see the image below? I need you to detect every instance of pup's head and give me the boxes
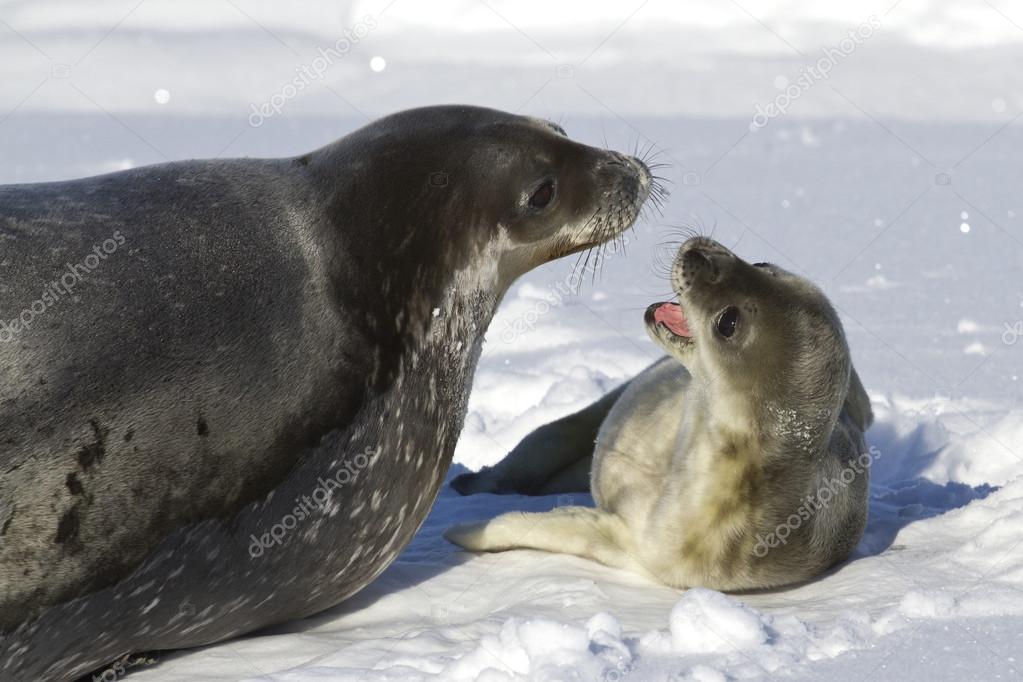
[645,237,853,416]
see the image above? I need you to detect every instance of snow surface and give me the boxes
[1,0,1022,679]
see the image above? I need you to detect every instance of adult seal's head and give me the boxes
[0,105,658,680]
[303,106,656,382]
[317,108,650,288]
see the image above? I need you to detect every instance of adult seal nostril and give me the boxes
[602,152,651,186]
[0,105,656,680]
[605,151,630,166]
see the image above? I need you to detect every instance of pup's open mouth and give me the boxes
[645,301,694,350]
[653,302,690,337]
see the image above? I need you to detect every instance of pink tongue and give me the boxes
[654,302,691,337]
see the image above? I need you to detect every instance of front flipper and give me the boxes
[444,506,647,576]
[450,382,629,496]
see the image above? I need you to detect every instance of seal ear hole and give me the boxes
[715,306,740,339]
[528,180,556,210]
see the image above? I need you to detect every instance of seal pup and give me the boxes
[0,105,655,680]
[446,237,874,590]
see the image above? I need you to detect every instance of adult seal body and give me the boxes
[447,237,874,590]
[0,105,654,680]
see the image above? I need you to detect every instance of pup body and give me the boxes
[448,238,872,589]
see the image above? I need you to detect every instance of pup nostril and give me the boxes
[680,248,719,285]
[683,248,710,269]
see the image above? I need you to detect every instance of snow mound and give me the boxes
[667,589,769,655]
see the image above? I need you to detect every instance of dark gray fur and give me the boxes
[0,105,651,680]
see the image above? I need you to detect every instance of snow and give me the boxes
[2,0,1022,679]
[667,590,770,654]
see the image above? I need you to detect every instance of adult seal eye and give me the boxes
[529,180,555,209]
[716,306,739,338]
[0,104,657,678]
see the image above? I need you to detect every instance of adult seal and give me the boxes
[447,237,874,590]
[0,105,654,680]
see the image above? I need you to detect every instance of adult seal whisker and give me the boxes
[0,105,655,680]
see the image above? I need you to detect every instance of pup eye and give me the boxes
[528,180,555,209]
[716,307,739,338]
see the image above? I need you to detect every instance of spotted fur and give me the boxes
[447,238,872,591]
